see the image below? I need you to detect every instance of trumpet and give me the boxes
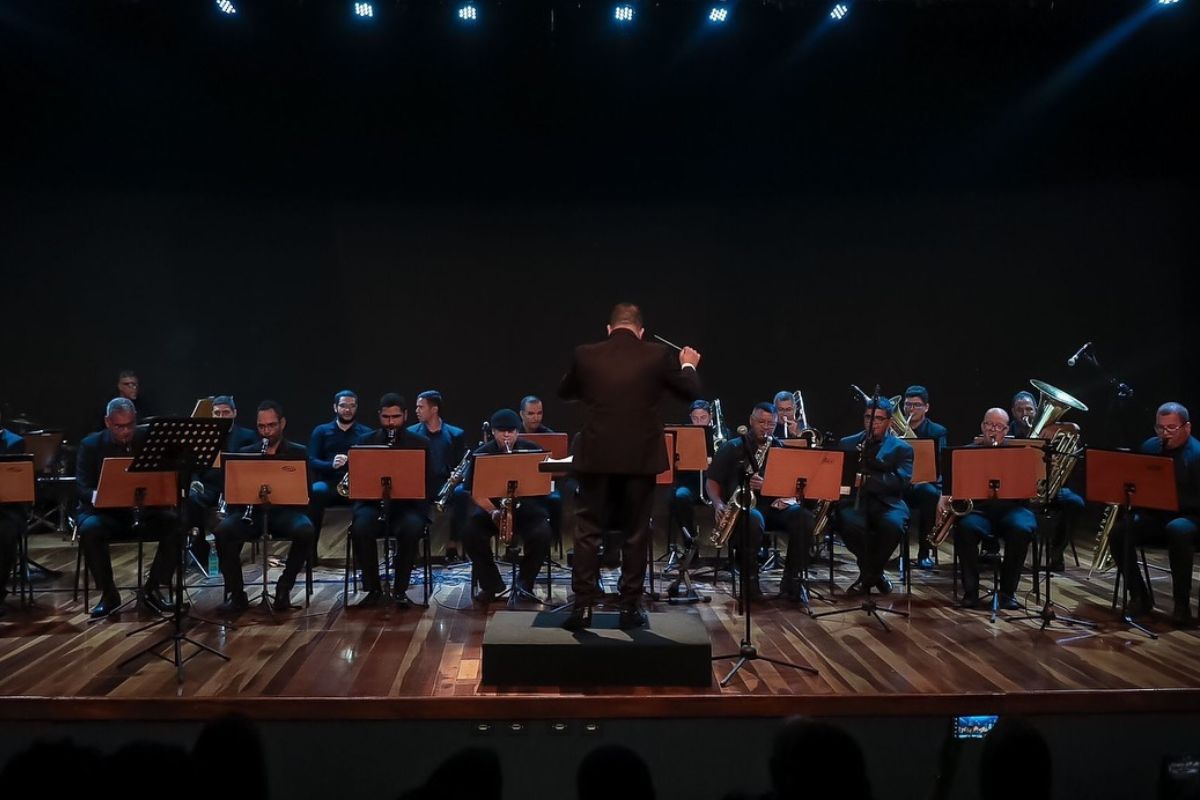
[709,428,772,548]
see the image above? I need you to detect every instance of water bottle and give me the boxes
[206,533,219,578]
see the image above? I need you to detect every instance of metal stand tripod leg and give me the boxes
[1006,526,1097,633]
[810,583,909,632]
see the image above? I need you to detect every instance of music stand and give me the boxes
[190,398,215,417]
[111,418,231,680]
[473,451,552,607]
[0,455,36,606]
[346,447,427,605]
[1083,448,1178,639]
[903,438,939,588]
[23,432,72,549]
[761,447,845,609]
[663,427,716,604]
[224,453,311,618]
[712,449,819,687]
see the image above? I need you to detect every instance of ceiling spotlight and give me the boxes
[708,5,729,23]
[353,2,374,18]
[830,3,849,20]
[215,0,237,15]
[457,2,479,21]
[614,4,635,23]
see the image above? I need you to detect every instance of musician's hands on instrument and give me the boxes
[332,454,349,470]
[750,474,765,492]
[770,498,797,510]
[679,346,701,369]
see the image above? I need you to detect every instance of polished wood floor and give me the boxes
[3,518,1200,721]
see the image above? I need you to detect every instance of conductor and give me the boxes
[558,302,701,630]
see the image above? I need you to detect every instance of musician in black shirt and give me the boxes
[308,390,373,557]
[348,394,435,609]
[519,394,564,552]
[708,403,815,603]
[461,409,553,604]
[214,401,315,614]
[185,395,257,568]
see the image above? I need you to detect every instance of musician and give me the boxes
[955,409,1038,610]
[408,390,469,559]
[559,302,701,629]
[96,369,154,430]
[708,403,816,603]
[835,398,913,595]
[76,398,180,618]
[0,415,26,616]
[518,394,564,552]
[461,409,552,604]
[308,390,373,555]
[348,393,434,609]
[185,395,257,568]
[1009,389,1085,572]
[1110,402,1200,625]
[214,401,315,613]
[772,391,804,440]
[670,400,721,550]
[902,385,948,570]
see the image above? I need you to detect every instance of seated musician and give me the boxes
[462,409,552,605]
[76,398,180,618]
[214,401,315,614]
[670,399,718,550]
[409,390,469,561]
[835,397,913,595]
[1010,390,1084,572]
[349,393,434,609]
[186,395,257,569]
[0,413,26,617]
[1110,402,1200,626]
[955,408,1037,610]
[308,390,373,557]
[901,385,948,570]
[518,394,564,553]
[707,403,815,603]
[771,391,805,441]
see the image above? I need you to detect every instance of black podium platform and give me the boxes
[481,611,712,687]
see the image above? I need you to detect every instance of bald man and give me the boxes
[954,409,1038,610]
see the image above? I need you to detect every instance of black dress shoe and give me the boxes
[354,590,383,608]
[272,588,293,612]
[561,604,593,631]
[618,607,648,629]
[1127,593,1154,617]
[394,593,413,609]
[90,592,122,618]
[874,575,893,595]
[960,591,981,609]
[142,589,176,615]
[217,592,250,614]
[474,588,502,605]
[1171,602,1195,627]
[998,594,1021,611]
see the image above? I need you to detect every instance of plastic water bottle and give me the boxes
[206,533,219,578]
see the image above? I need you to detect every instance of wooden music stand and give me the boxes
[517,433,569,460]
[472,451,553,607]
[779,438,810,449]
[656,431,676,486]
[94,457,178,509]
[224,454,310,617]
[191,398,215,417]
[664,426,709,472]
[908,438,939,485]
[347,447,426,501]
[0,455,36,504]
[1084,447,1179,639]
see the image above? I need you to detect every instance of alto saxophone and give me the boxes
[436,421,490,511]
[709,433,773,548]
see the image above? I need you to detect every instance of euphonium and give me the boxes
[1027,379,1088,506]
[709,428,772,548]
[1088,503,1120,579]
[888,395,916,439]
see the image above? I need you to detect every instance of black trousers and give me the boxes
[309,479,351,551]
[78,508,180,595]
[350,501,428,593]
[749,503,815,581]
[463,502,552,593]
[214,507,314,596]
[1049,487,1085,563]
[1111,511,1200,604]
[0,507,23,597]
[905,482,940,559]
[955,503,1036,597]
[572,472,656,607]
[672,485,704,547]
[836,497,908,585]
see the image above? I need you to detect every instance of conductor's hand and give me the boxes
[332,454,349,470]
[679,346,701,369]
[750,474,765,492]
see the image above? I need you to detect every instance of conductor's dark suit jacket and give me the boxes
[559,328,700,475]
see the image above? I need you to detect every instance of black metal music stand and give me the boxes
[1006,442,1098,633]
[117,417,232,682]
[1083,448,1179,640]
[474,451,552,608]
[712,465,818,687]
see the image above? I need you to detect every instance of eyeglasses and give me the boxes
[982,422,1009,431]
[902,402,926,410]
[1154,424,1187,435]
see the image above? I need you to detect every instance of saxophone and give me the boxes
[708,430,772,548]
[1088,503,1120,579]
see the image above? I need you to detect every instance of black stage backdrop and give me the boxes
[1,0,1195,449]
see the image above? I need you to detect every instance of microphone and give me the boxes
[1066,341,1092,367]
[850,384,871,403]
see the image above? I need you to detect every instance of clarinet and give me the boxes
[241,437,269,522]
[435,421,490,511]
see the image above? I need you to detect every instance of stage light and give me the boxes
[830,3,849,20]
[1157,0,1180,5]
[353,2,374,18]
[215,0,237,15]
[614,4,635,23]
[457,2,479,22]
[708,5,729,23]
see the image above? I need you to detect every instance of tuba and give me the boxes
[709,428,772,548]
[1027,379,1088,506]
[888,395,916,439]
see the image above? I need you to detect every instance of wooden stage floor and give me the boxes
[3,527,1200,722]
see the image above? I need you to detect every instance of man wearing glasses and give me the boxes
[835,397,913,595]
[1110,402,1200,626]
[308,390,373,560]
[901,386,948,570]
[954,408,1038,610]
